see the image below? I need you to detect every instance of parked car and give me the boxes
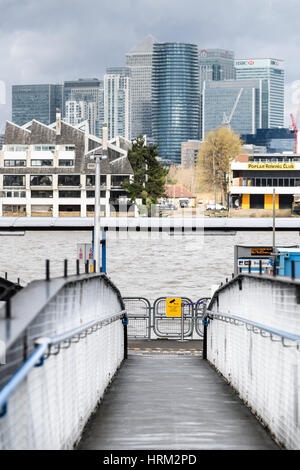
[206,203,227,211]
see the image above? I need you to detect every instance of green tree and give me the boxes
[197,127,242,204]
[123,136,168,209]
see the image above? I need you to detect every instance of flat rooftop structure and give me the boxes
[0,216,299,231]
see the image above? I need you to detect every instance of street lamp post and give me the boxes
[93,153,107,273]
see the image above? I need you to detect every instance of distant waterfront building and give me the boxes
[241,128,295,154]
[126,35,157,140]
[235,58,284,128]
[0,116,133,218]
[202,79,267,137]
[0,134,4,150]
[63,78,104,137]
[12,84,63,126]
[181,140,202,168]
[104,68,131,140]
[230,152,300,211]
[152,42,200,165]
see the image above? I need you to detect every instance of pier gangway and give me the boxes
[1,266,300,450]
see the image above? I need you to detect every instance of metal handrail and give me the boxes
[207,310,300,344]
[0,310,126,417]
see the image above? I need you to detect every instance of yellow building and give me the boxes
[230,153,300,210]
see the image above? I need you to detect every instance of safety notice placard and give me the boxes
[166,298,182,317]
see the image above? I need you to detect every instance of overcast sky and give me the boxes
[0,0,299,131]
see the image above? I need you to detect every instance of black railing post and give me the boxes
[291,260,295,280]
[46,259,50,281]
[259,259,262,275]
[64,259,68,278]
[85,261,89,274]
[202,314,208,360]
[248,260,251,274]
[122,313,128,360]
[76,259,80,276]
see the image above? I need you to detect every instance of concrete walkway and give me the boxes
[78,354,279,450]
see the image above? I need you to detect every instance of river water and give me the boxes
[0,230,299,302]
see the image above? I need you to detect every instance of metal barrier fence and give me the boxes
[123,297,210,339]
[0,273,126,450]
[205,273,300,450]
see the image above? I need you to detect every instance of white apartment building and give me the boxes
[0,116,134,218]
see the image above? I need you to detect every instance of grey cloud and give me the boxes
[0,0,298,128]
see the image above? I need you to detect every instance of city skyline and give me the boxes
[0,0,298,132]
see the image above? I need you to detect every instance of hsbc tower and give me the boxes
[235,58,284,128]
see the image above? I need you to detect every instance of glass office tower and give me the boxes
[235,58,284,128]
[202,79,267,137]
[12,84,63,126]
[152,43,200,164]
[199,49,235,91]
[126,35,156,140]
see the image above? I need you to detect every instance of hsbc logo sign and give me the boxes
[248,60,255,65]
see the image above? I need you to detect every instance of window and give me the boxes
[111,175,129,187]
[3,175,25,187]
[272,179,278,186]
[6,145,28,152]
[4,160,26,167]
[86,175,106,186]
[86,190,106,198]
[58,175,80,186]
[59,190,81,198]
[290,179,295,187]
[58,160,74,167]
[30,175,52,186]
[34,145,55,152]
[64,145,75,151]
[86,175,95,186]
[31,191,53,198]
[284,179,289,186]
[3,190,26,198]
[31,160,53,166]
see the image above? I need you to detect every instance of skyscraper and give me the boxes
[126,35,157,140]
[12,84,63,126]
[202,79,267,137]
[198,49,235,138]
[63,78,104,137]
[199,49,236,91]
[152,42,200,164]
[235,58,284,128]
[104,67,131,140]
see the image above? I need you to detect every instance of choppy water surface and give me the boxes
[0,230,299,302]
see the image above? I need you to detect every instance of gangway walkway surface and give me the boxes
[78,352,279,450]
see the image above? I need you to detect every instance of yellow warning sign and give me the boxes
[166,298,182,317]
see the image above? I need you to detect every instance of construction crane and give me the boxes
[290,104,300,153]
[222,88,244,128]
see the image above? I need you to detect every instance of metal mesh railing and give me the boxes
[0,274,125,450]
[123,297,151,339]
[207,274,300,450]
